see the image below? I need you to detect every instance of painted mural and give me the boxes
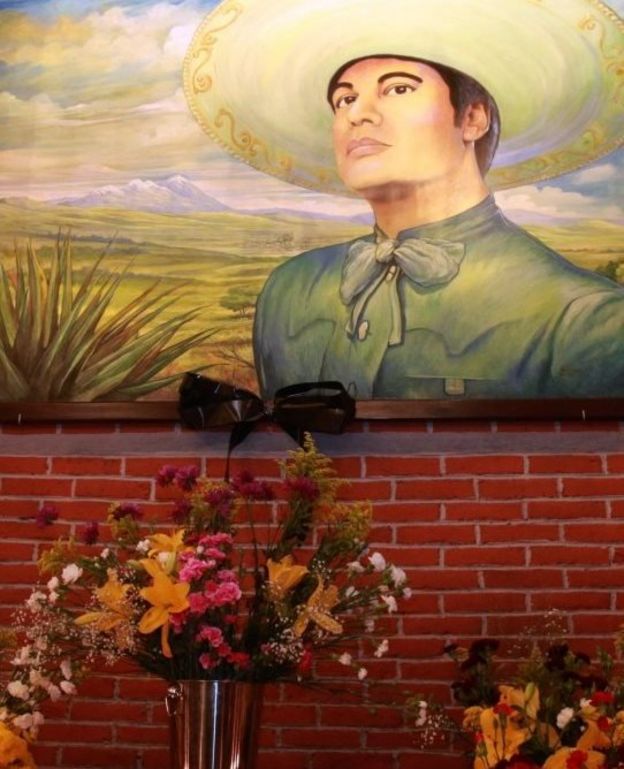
[0,0,622,402]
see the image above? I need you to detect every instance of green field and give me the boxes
[0,199,621,400]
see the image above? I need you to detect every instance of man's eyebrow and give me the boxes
[378,71,423,85]
[329,80,353,98]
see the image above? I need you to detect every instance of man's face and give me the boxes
[330,57,467,195]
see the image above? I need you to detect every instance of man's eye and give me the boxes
[384,84,416,96]
[334,94,356,109]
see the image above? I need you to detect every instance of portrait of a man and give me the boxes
[185,0,624,400]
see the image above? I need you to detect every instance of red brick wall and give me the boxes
[1,418,623,769]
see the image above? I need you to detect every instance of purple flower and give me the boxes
[231,471,274,501]
[285,476,320,502]
[81,521,100,545]
[174,465,200,491]
[110,502,142,521]
[35,503,58,528]
[204,485,236,516]
[156,465,177,487]
[172,499,192,524]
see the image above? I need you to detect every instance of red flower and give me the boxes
[591,691,615,706]
[567,750,588,769]
[493,703,514,717]
[474,732,485,744]
[597,715,611,731]
[297,648,313,676]
[81,521,99,545]
[35,503,58,528]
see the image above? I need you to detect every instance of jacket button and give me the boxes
[357,320,369,341]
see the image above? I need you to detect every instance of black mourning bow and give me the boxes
[178,374,356,478]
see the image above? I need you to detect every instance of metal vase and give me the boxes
[166,680,264,769]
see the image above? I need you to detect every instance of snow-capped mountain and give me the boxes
[54,175,230,214]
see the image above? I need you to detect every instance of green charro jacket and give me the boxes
[253,196,624,399]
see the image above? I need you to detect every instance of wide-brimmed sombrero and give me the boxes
[184,0,623,195]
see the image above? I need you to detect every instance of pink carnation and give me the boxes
[188,592,211,615]
[211,581,242,606]
[179,558,211,583]
[199,653,216,670]
[200,533,233,549]
[169,610,189,633]
[202,547,227,561]
[197,625,224,648]
[227,652,251,669]
[217,570,237,583]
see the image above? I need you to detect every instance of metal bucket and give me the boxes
[166,680,264,769]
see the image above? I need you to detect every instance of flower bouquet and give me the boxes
[0,435,408,766]
[411,621,624,769]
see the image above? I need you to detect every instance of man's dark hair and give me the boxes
[327,55,501,176]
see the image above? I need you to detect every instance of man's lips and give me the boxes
[346,138,390,157]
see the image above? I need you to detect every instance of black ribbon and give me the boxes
[178,374,356,478]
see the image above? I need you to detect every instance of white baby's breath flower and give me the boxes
[60,681,77,696]
[26,591,46,612]
[136,539,150,554]
[338,653,353,666]
[61,564,83,585]
[402,587,413,599]
[7,681,30,700]
[346,560,365,574]
[357,667,368,681]
[380,594,398,613]
[368,552,386,571]
[364,618,375,633]
[46,577,59,591]
[374,639,389,658]
[48,590,59,604]
[556,706,575,730]
[60,659,72,681]
[390,565,407,586]
[11,646,34,667]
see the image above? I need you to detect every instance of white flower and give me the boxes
[346,560,364,574]
[380,594,398,613]
[415,701,428,727]
[46,577,59,591]
[580,698,592,709]
[29,670,50,689]
[556,706,575,730]
[26,591,46,612]
[364,618,375,633]
[402,587,413,599]
[7,681,30,700]
[368,552,386,572]
[100,548,110,559]
[344,586,357,598]
[390,565,407,586]
[48,590,59,605]
[60,681,77,696]
[61,564,83,585]
[11,646,34,667]
[374,639,389,658]
[357,667,368,681]
[135,539,150,554]
[13,711,44,732]
[338,653,353,666]
[46,684,61,702]
[60,660,72,681]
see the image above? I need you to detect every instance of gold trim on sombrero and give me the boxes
[184,0,624,195]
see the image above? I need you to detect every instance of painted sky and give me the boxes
[0,0,622,223]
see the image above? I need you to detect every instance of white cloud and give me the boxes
[496,184,623,223]
[567,163,617,186]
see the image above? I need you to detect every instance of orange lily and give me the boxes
[138,559,190,658]
[293,580,343,637]
[75,570,133,631]
[267,556,308,600]
[0,723,36,769]
[148,529,187,574]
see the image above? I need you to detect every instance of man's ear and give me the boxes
[462,102,490,142]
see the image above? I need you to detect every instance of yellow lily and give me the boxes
[267,556,308,600]
[293,580,343,637]
[0,723,36,769]
[148,529,187,574]
[138,559,190,658]
[498,684,540,722]
[473,706,531,769]
[543,748,606,769]
[75,570,133,631]
[612,709,624,746]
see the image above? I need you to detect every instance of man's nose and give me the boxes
[347,95,382,126]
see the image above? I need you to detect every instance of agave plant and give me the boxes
[0,232,216,401]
